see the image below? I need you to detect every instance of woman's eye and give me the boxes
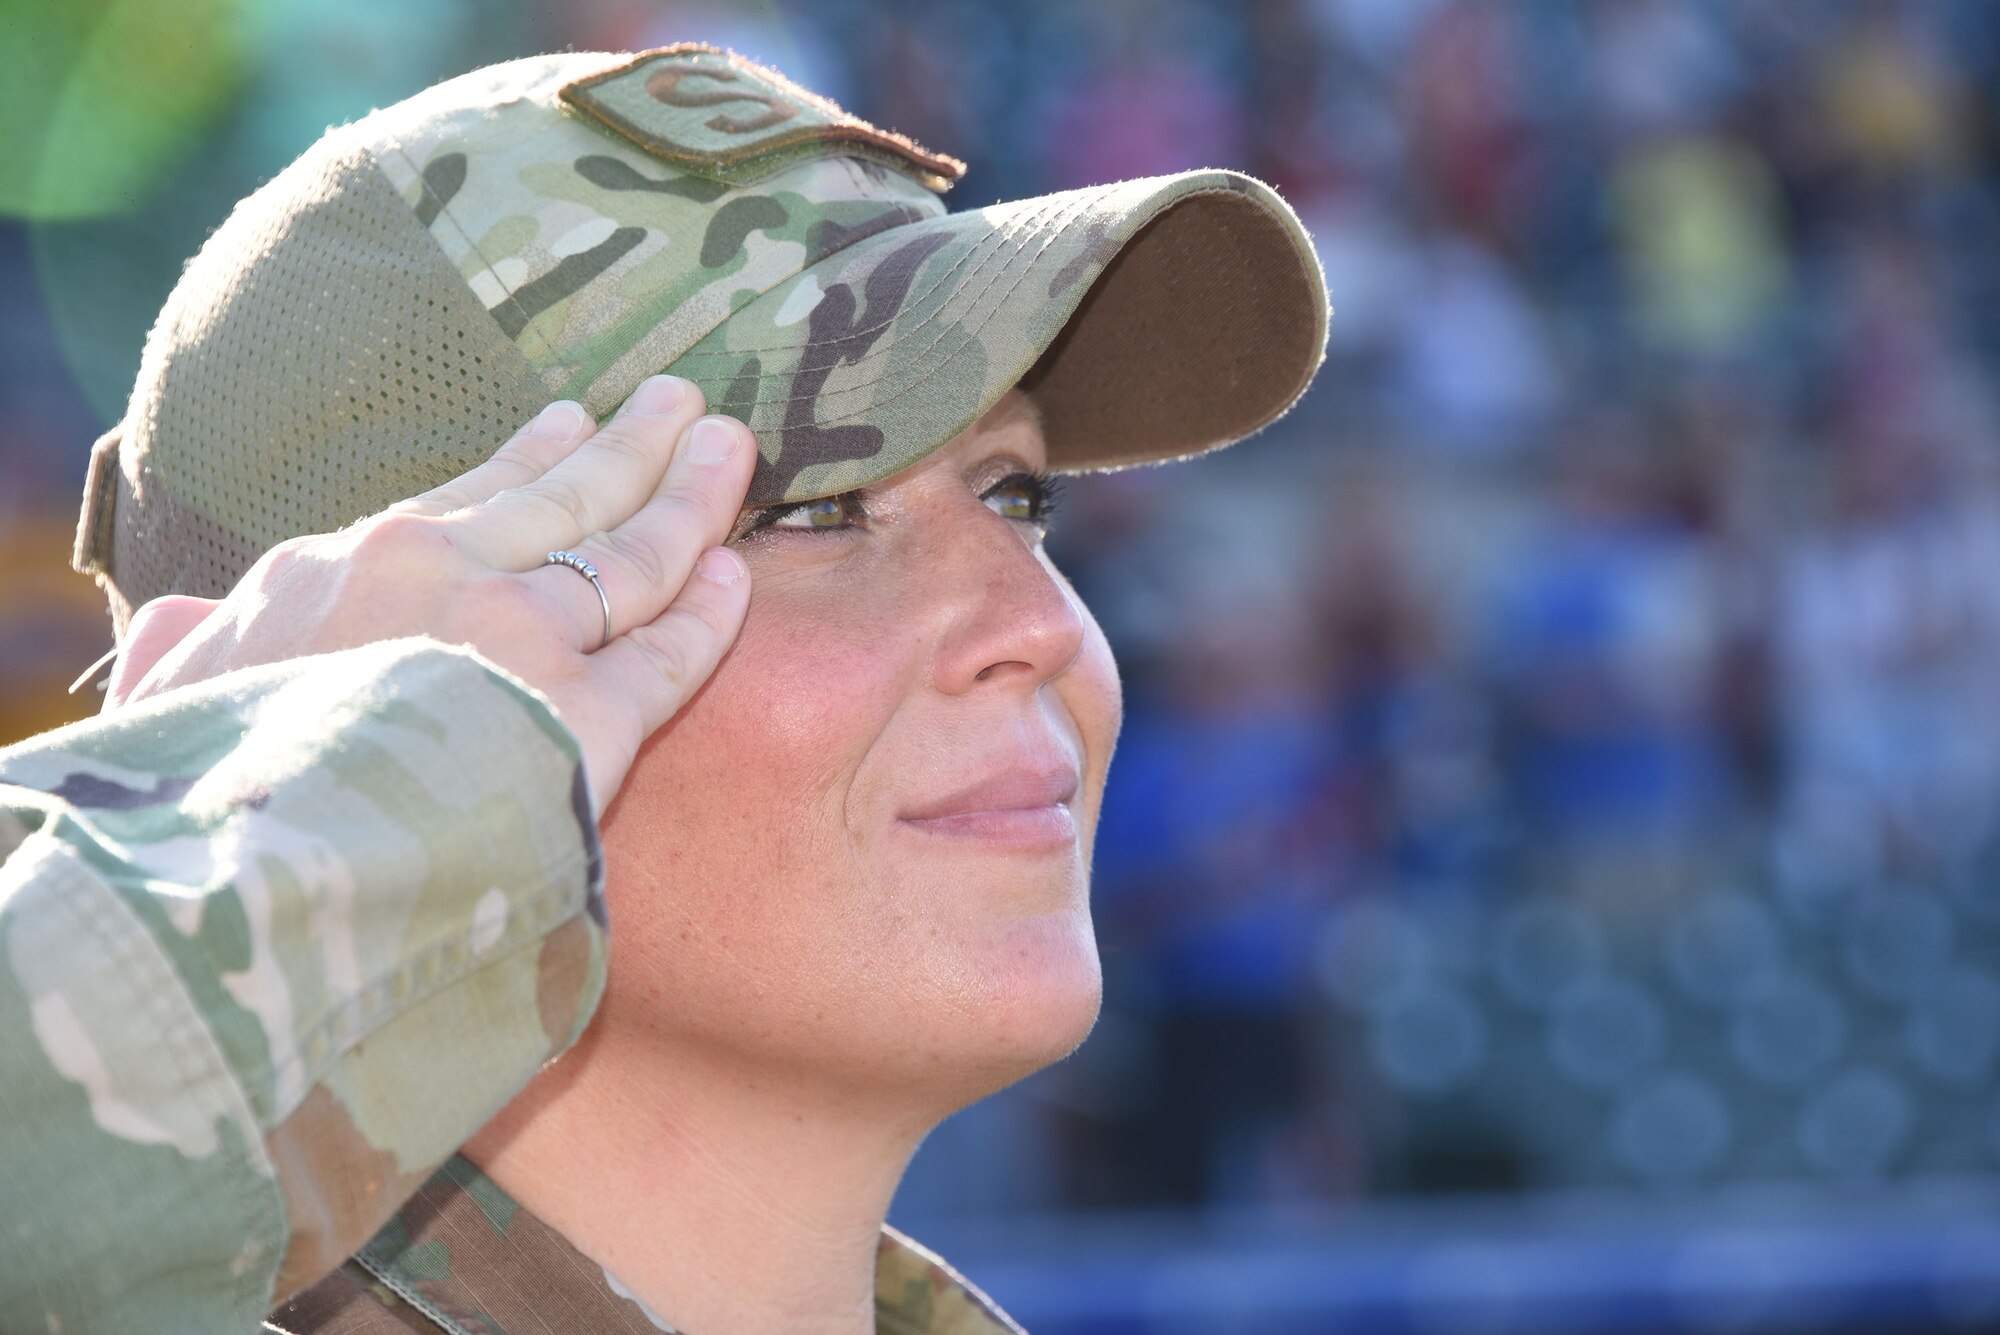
[768,495,856,530]
[986,484,1039,523]
[985,471,1063,534]
[742,471,1061,541]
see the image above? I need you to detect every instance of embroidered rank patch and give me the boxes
[559,44,966,193]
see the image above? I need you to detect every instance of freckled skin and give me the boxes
[595,390,1122,1114]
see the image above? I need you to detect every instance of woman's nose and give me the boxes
[925,506,1087,696]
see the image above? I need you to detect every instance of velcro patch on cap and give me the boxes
[559,44,966,193]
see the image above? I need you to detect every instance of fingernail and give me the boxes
[696,547,744,586]
[524,400,588,440]
[686,417,739,465]
[623,375,688,417]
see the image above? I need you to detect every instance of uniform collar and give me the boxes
[350,1154,1025,1335]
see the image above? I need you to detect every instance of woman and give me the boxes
[3,45,1326,1334]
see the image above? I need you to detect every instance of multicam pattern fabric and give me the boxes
[265,1155,1026,1335]
[0,640,606,1334]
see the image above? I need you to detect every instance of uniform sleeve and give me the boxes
[0,637,609,1334]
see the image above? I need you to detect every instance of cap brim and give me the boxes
[662,169,1329,507]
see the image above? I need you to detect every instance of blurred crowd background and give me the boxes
[8,1,2000,1331]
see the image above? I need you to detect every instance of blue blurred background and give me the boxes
[8,1,2000,1331]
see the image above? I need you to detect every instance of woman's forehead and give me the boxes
[948,388,1045,464]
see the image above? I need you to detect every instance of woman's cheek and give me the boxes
[724,595,902,770]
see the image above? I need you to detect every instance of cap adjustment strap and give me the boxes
[73,422,123,579]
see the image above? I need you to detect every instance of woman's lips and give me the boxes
[896,762,1081,850]
[897,803,1078,850]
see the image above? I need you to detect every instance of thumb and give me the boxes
[106,595,222,710]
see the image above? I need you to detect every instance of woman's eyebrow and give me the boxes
[969,451,1041,484]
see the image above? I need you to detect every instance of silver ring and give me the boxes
[545,550,612,651]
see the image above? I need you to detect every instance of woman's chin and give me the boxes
[785,911,1104,1109]
[944,912,1104,1091]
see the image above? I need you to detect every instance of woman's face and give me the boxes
[597,389,1121,1109]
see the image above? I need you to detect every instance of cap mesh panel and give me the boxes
[100,131,550,638]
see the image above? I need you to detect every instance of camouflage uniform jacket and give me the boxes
[0,638,1020,1334]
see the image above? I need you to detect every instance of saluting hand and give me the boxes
[106,375,754,821]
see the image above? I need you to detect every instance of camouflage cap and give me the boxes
[73,45,1330,638]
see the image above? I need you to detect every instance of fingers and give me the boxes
[107,595,220,708]
[524,414,756,650]
[388,400,593,518]
[460,375,712,567]
[587,545,751,738]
